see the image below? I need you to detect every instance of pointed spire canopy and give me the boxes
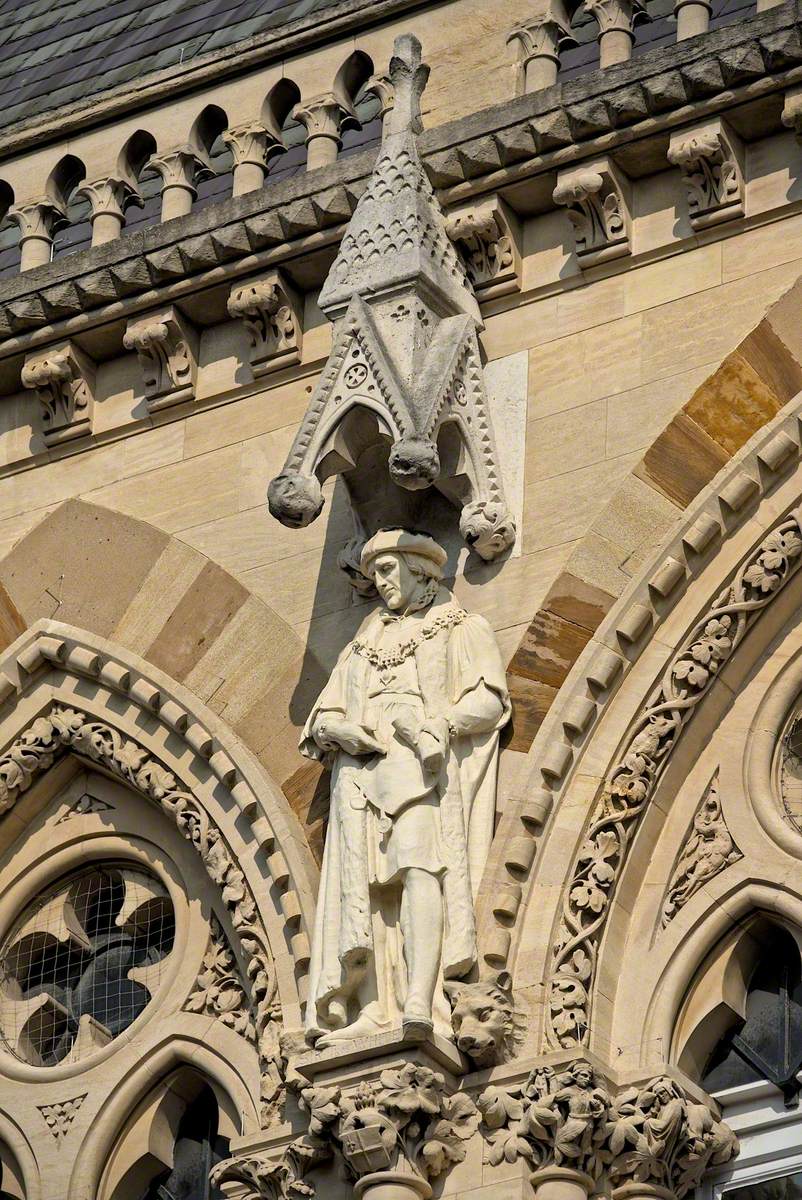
[317,33,480,322]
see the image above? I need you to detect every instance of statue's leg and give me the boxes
[400,867,443,1034]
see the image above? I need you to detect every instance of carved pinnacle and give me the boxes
[385,32,430,138]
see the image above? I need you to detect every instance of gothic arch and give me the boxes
[498,358,802,1066]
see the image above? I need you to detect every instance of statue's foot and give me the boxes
[316,1012,389,1049]
[402,1003,434,1044]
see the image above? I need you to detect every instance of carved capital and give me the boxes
[508,1,576,90]
[8,198,67,244]
[584,0,645,37]
[553,159,631,268]
[75,176,141,223]
[292,93,357,146]
[227,269,303,377]
[446,195,521,299]
[21,340,96,445]
[147,147,213,197]
[123,306,199,411]
[667,120,744,229]
[364,72,395,132]
[478,1062,737,1196]
[223,122,282,167]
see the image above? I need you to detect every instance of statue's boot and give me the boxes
[316,1010,390,1048]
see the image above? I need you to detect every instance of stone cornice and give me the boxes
[0,0,432,159]
[0,5,799,351]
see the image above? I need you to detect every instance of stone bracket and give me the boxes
[667,117,745,231]
[21,339,96,445]
[782,85,802,141]
[227,269,304,377]
[123,305,199,412]
[553,157,631,269]
[446,195,522,300]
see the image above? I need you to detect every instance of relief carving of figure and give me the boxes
[301,528,510,1046]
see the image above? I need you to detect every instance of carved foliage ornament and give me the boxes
[667,124,744,230]
[0,705,283,1122]
[123,305,198,411]
[213,1063,480,1197]
[548,512,802,1049]
[553,163,631,268]
[184,914,257,1043]
[478,1061,737,1197]
[228,270,303,376]
[661,772,742,927]
[21,340,96,444]
[446,197,522,299]
[39,1094,87,1142]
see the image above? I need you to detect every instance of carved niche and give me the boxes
[267,35,516,566]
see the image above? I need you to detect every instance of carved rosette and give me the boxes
[123,305,199,410]
[478,1062,737,1198]
[661,773,741,927]
[446,196,522,299]
[547,511,802,1050]
[228,270,303,376]
[553,160,631,268]
[21,339,96,444]
[667,121,744,230]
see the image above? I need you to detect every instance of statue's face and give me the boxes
[372,551,420,610]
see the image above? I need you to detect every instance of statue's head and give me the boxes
[360,528,447,612]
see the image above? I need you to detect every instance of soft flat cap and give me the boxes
[360,528,448,577]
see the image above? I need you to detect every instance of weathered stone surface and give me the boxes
[636,411,730,508]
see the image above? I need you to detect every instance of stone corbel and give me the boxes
[75,177,142,245]
[507,2,576,93]
[667,119,744,230]
[227,269,303,377]
[446,196,522,300]
[553,158,631,268]
[782,86,802,141]
[123,306,199,411]
[21,340,96,445]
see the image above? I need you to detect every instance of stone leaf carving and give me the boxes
[213,1065,478,1196]
[478,1060,612,1176]
[21,340,96,445]
[0,705,283,1123]
[662,772,741,927]
[123,305,199,411]
[606,1076,738,1198]
[668,121,744,230]
[445,970,525,1066]
[446,196,521,299]
[268,35,515,564]
[185,914,257,1042]
[55,791,114,822]
[553,160,631,268]
[228,270,303,377]
[547,511,802,1049]
[477,1062,737,1197]
[39,1094,87,1141]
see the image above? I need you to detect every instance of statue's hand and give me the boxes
[316,716,385,757]
[418,717,450,774]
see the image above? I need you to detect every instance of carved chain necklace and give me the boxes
[353,605,466,670]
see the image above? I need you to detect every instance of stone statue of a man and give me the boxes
[302,528,510,1047]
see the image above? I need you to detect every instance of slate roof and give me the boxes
[0,0,343,134]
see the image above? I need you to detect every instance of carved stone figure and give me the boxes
[662,772,741,926]
[445,970,523,1065]
[301,528,510,1046]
